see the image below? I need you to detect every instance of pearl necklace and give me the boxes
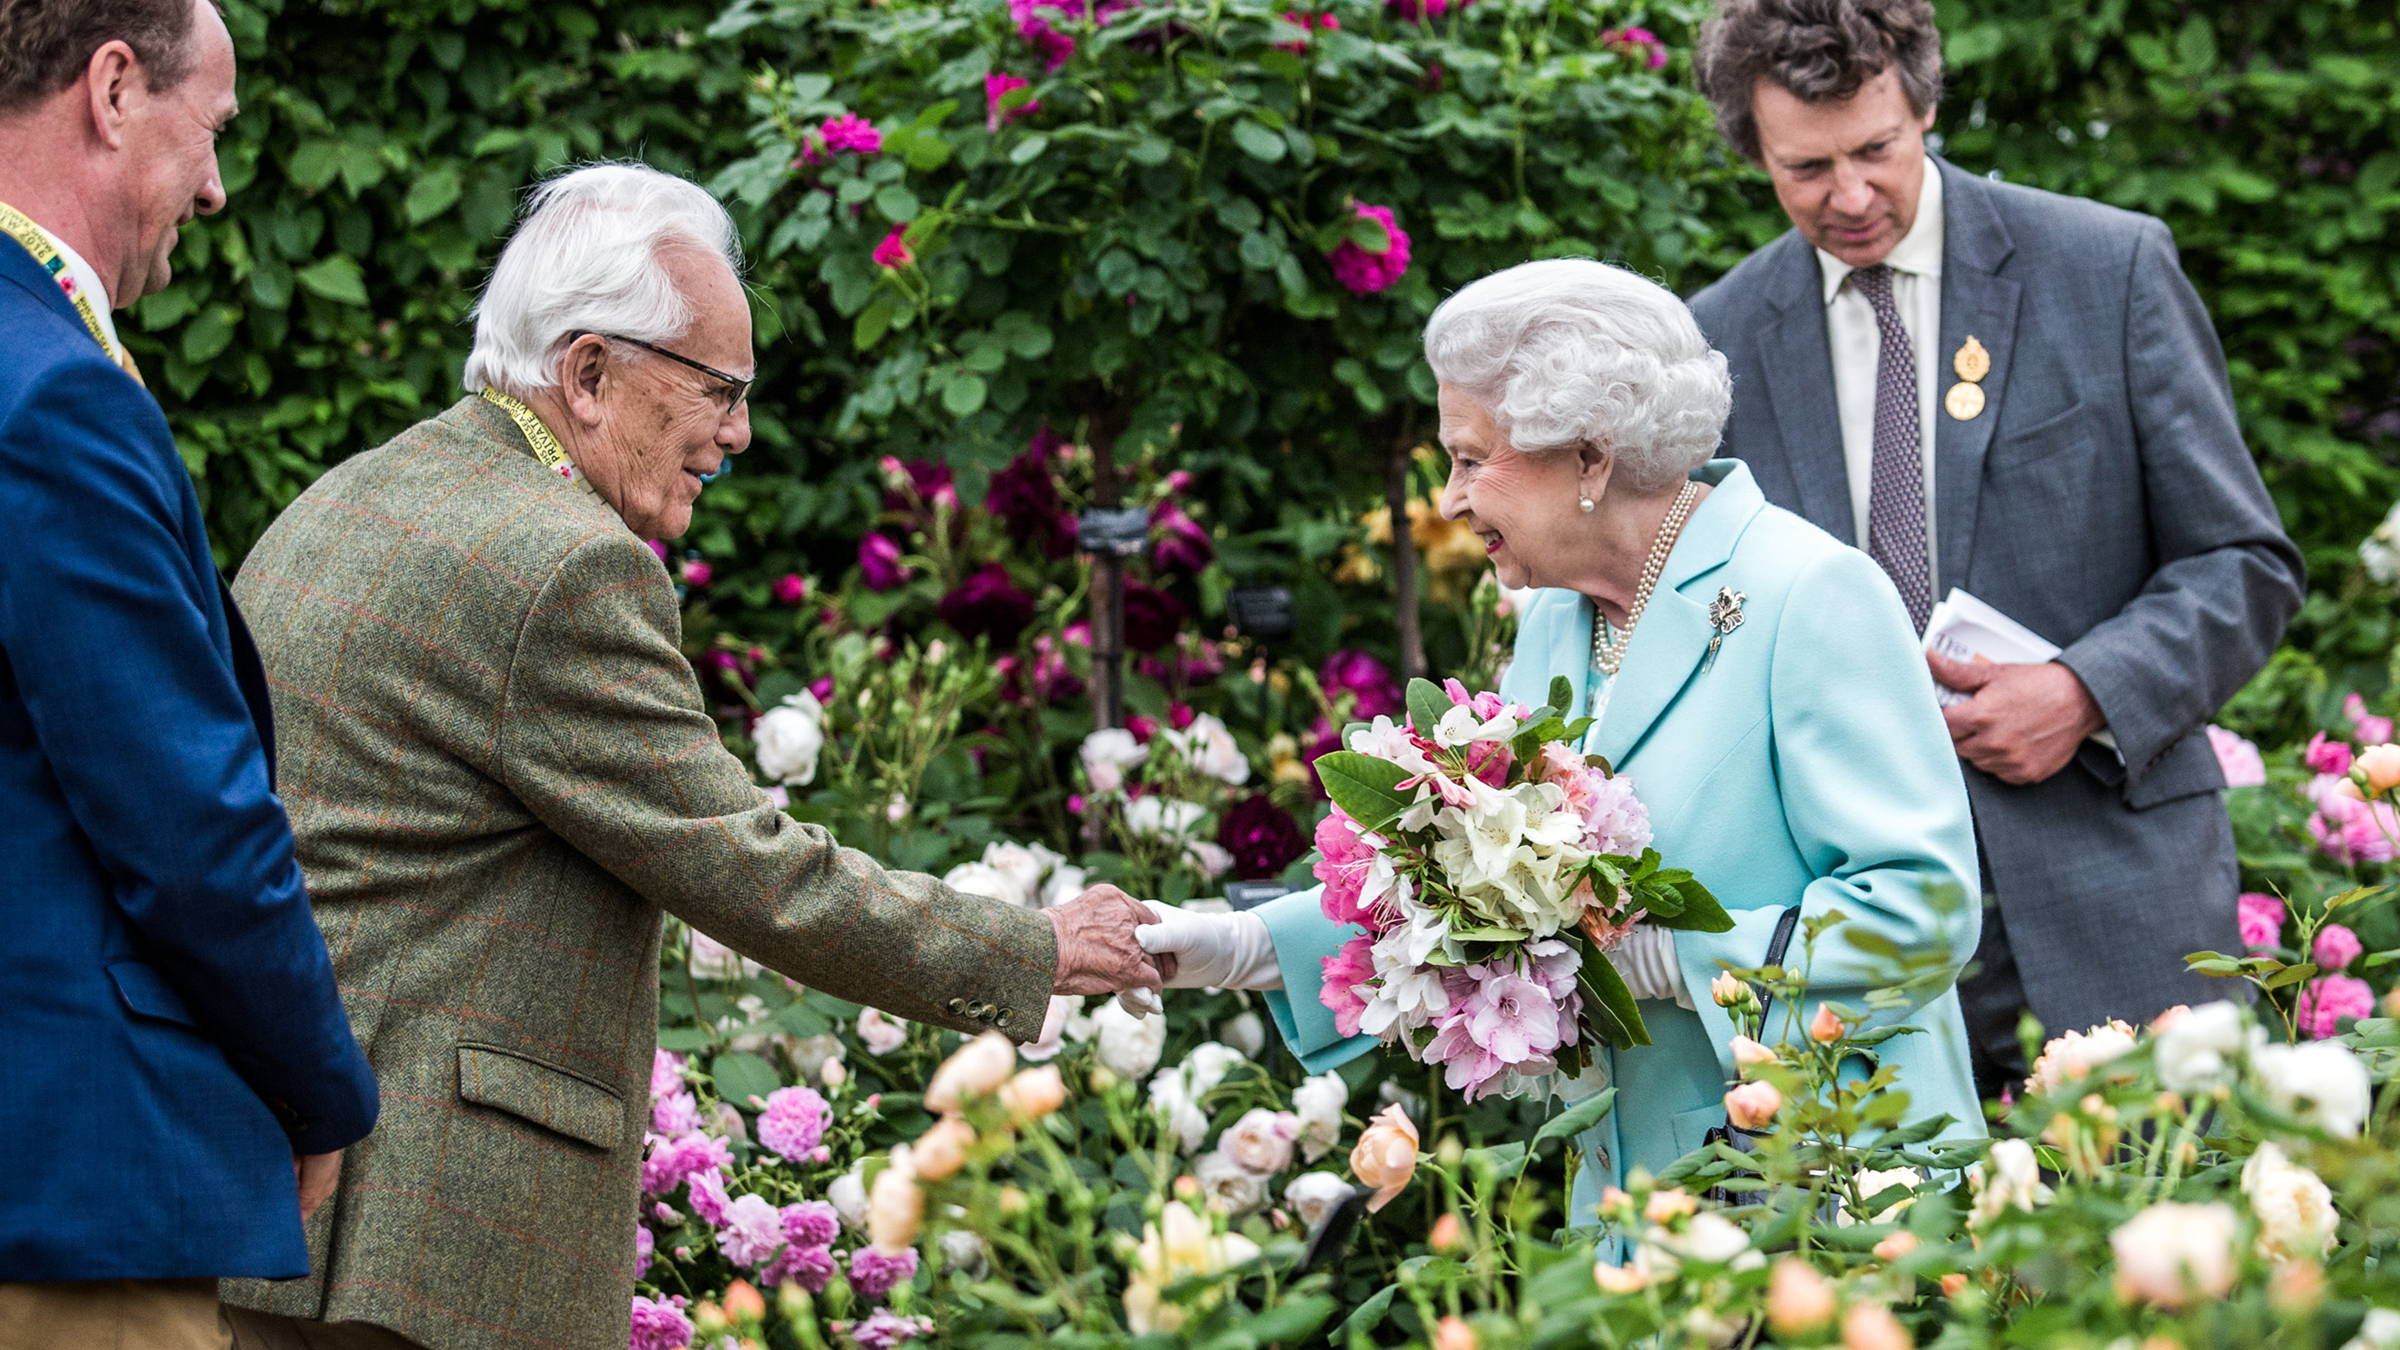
[1590,480,1701,676]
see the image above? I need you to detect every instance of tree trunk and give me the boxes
[1386,425,1427,680]
[1086,404,1130,730]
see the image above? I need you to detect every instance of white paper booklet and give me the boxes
[1921,588,2116,751]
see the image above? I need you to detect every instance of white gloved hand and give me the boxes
[1135,902,1284,991]
[1614,925,1693,1009]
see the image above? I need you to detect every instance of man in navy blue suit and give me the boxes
[0,1,378,1343]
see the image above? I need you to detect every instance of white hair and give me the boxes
[461,162,744,394]
[1422,259,1731,494]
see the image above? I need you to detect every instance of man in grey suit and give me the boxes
[1686,0,2303,1097]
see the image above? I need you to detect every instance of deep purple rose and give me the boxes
[1120,582,1187,652]
[939,564,1037,646]
[1151,503,1213,575]
[1218,794,1307,879]
[1319,650,1403,720]
[987,446,1076,559]
[859,533,907,591]
[883,458,958,514]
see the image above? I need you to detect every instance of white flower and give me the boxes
[1345,716,1441,779]
[1185,840,1234,881]
[982,841,1051,903]
[753,691,826,785]
[2111,1201,2238,1308]
[1218,1011,1266,1058]
[1184,1042,1250,1098]
[1967,1138,2052,1228]
[1835,1167,1921,1227]
[1161,713,1251,785]
[2361,498,2400,587]
[1040,864,1089,909]
[1283,1171,1354,1230]
[1292,1072,1348,1162]
[1094,997,1166,1080]
[688,930,763,981]
[1147,1072,1211,1153]
[786,1033,845,1085]
[1632,1212,1761,1280]
[855,1008,909,1057]
[943,859,1037,908]
[2024,1019,2140,1096]
[939,1227,992,1279]
[2242,1141,2337,1264]
[1020,994,1090,1063]
[828,1162,870,1231]
[1080,728,1147,794]
[1121,1201,1261,1336]
[1218,1108,1299,1174]
[2343,1309,2400,1350]
[2252,1040,2373,1139]
[1194,1149,1270,1216]
[1125,796,1207,839]
[2155,1000,2254,1093]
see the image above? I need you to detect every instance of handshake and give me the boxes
[1041,885,1283,1015]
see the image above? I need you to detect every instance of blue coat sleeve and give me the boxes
[0,355,377,1154]
[1257,887,1380,1075]
[1671,546,1984,1049]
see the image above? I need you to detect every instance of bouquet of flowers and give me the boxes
[1311,677,1730,1100]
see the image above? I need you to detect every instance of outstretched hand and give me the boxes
[1046,883,1170,1013]
[1926,652,2105,786]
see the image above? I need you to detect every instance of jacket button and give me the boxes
[947,998,968,1015]
[995,1009,1012,1029]
[967,1001,989,1019]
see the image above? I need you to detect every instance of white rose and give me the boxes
[1184,840,1234,881]
[2362,499,2400,587]
[2111,1201,2238,1308]
[2242,1141,2338,1264]
[2252,1040,2373,1139]
[2023,1019,2140,1097]
[688,929,764,981]
[1162,714,1250,786]
[1218,1108,1299,1175]
[1146,1072,1211,1153]
[943,860,1037,909]
[1184,1042,1249,1098]
[982,842,1050,902]
[1020,994,1088,1063]
[1080,728,1147,794]
[1218,1011,1266,1058]
[753,691,826,785]
[939,1227,992,1279]
[2343,1309,2400,1350]
[1194,1149,1269,1216]
[1122,1201,1260,1336]
[1633,1211,1760,1280]
[1094,997,1166,1081]
[1292,1072,1348,1162]
[1836,1167,1921,1227]
[1125,795,1207,840]
[2155,1000,2254,1093]
[1040,864,1089,909]
[786,1033,845,1085]
[1967,1138,2052,1229]
[828,1162,870,1232]
[1283,1171,1354,1231]
[856,1008,909,1057]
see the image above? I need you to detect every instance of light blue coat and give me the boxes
[1259,460,1987,1224]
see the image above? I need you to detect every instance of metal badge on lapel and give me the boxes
[1944,382,1985,420]
[1947,334,1989,421]
[1953,335,1991,383]
[1704,587,1746,672]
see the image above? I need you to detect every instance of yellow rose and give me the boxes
[1121,1201,1261,1335]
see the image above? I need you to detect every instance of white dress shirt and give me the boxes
[1816,163,1944,593]
[32,220,124,360]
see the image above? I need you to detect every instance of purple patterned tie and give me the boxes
[1851,264,1930,631]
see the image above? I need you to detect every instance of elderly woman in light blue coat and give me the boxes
[1138,259,1987,1224]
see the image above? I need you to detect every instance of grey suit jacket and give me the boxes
[1689,157,2304,1034]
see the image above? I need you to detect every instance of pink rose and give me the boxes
[871,225,912,269]
[2236,892,2286,952]
[1312,810,1378,925]
[2344,693,2394,746]
[1318,935,1376,1037]
[2205,725,2265,787]
[772,573,809,605]
[2305,733,2354,778]
[2297,973,2376,1039]
[984,73,1039,131]
[1327,202,1411,296]
[2313,923,2363,972]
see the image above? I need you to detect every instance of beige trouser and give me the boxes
[223,1308,424,1350]
[0,1278,231,1350]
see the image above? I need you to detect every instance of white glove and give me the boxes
[1135,903,1284,991]
[1615,925,1693,1009]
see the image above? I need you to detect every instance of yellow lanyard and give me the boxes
[479,387,585,487]
[0,200,133,380]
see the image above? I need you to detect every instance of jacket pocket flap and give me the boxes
[107,960,201,1028]
[455,1043,623,1149]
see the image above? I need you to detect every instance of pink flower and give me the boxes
[650,1048,687,1100]
[630,1295,694,1350]
[1386,0,1465,17]
[2305,733,2355,778]
[1008,0,1082,70]
[1319,934,1377,1037]
[2205,725,2265,787]
[651,1087,701,1137]
[785,1200,841,1249]
[2313,923,2364,972]
[757,1085,831,1161]
[1320,650,1403,719]
[871,226,913,269]
[849,1310,938,1349]
[1422,958,1575,1100]
[985,73,1039,130]
[859,533,907,590]
[1559,767,1653,858]
[2308,799,2400,864]
[1599,26,1669,69]
[773,573,809,605]
[2237,892,2286,952]
[763,1240,837,1292]
[718,1193,789,1268]
[1327,203,1411,295]
[847,1244,920,1302]
[2345,693,2394,746]
[1312,811,1379,925]
[680,560,714,589]
[821,112,883,155]
[686,1165,733,1226]
[2297,973,2376,1039]
[641,1131,731,1196]
[634,1224,655,1279]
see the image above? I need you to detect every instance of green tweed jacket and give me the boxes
[219,396,1057,1350]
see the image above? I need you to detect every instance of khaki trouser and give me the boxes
[0,1278,231,1350]
[223,1308,423,1350]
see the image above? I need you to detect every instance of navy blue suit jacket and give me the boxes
[0,239,377,1279]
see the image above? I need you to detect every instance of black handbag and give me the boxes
[1702,905,1801,1200]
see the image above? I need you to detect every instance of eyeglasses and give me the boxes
[584,332,753,414]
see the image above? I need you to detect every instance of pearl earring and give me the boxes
[1578,496,1595,514]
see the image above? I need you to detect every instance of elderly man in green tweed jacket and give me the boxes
[217,163,1163,1350]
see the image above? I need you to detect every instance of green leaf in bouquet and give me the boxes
[1577,946,1652,1048]
[1405,677,1450,733]
[709,1050,782,1109]
[1532,1087,1618,1154]
[1451,924,1531,944]
[1314,750,1417,833]
[1644,874,1734,934]
[1547,674,1576,717]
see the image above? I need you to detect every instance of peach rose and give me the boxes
[1643,1188,1698,1225]
[1349,1104,1419,1213]
[1841,1302,1913,1350]
[1729,1035,1776,1070]
[1592,1262,1648,1294]
[1766,1258,1836,1337]
[1433,1316,1478,1350]
[1724,1082,1783,1131]
[2357,743,2400,794]
[1430,1213,1464,1253]
[912,1114,976,1181]
[867,1152,925,1251]
[999,1065,1067,1121]
[924,1031,1016,1113]
[1809,1004,1846,1043]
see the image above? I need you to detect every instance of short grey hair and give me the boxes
[462,162,744,394]
[1422,260,1731,494]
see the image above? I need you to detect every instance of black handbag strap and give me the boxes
[1751,905,1803,1032]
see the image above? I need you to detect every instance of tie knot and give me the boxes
[1851,263,1895,301]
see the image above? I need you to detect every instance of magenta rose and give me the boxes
[1150,502,1214,575]
[1319,650,1403,720]
[859,533,908,591]
[772,573,809,606]
[938,564,1037,646]
[1120,581,1186,651]
[2297,973,2376,1039]
[1318,934,1376,1038]
[2306,732,2355,778]
[1217,794,1307,879]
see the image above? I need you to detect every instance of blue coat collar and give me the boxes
[0,224,92,335]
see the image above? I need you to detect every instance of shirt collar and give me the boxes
[34,220,122,355]
[1816,157,1946,306]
